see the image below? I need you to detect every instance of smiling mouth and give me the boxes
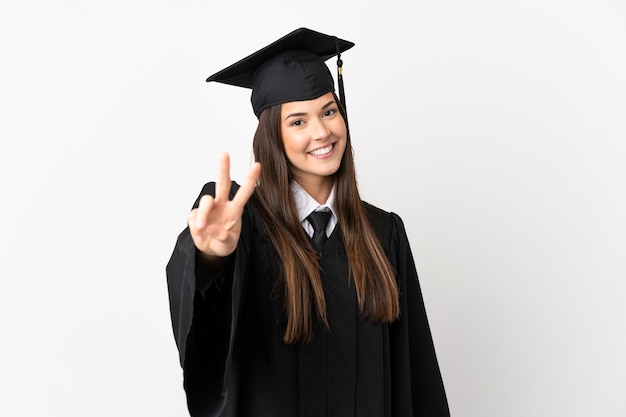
[308,143,334,156]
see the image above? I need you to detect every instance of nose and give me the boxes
[310,118,331,141]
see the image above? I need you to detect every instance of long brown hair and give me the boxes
[252,93,399,345]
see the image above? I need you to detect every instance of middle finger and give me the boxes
[214,152,232,203]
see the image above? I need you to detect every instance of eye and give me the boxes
[290,119,304,127]
[323,108,337,117]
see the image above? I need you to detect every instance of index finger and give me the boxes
[231,162,261,208]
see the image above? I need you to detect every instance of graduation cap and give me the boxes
[206,27,355,118]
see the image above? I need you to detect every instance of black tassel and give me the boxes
[335,37,346,113]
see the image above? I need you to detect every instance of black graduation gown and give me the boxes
[166,182,450,417]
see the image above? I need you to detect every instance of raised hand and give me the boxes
[187,153,261,263]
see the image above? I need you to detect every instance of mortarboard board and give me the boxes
[206,27,355,118]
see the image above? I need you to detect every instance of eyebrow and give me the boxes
[283,100,336,121]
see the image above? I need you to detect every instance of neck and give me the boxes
[295,177,333,204]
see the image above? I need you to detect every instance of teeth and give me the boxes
[309,144,333,156]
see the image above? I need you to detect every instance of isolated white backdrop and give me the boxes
[1,0,625,416]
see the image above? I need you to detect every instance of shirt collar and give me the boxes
[290,181,338,223]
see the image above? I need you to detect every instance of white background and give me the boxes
[1,0,625,416]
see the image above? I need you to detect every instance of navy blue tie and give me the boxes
[307,211,331,250]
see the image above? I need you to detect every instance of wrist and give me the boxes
[197,250,233,269]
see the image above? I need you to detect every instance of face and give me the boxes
[280,92,347,188]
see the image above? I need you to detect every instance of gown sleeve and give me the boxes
[388,212,451,416]
[166,182,246,417]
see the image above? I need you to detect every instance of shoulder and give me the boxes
[192,181,262,233]
[192,181,241,209]
[361,201,408,247]
[362,200,406,228]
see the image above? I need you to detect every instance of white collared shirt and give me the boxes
[290,181,338,238]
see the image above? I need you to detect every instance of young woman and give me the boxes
[167,28,450,417]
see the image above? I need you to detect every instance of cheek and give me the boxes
[281,136,301,164]
[281,133,294,153]
[283,133,308,154]
[331,119,347,139]
[337,142,347,161]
